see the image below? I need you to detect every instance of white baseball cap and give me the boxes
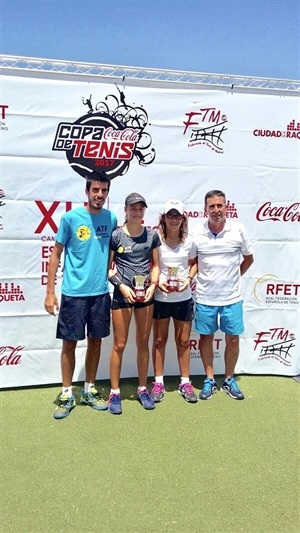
[163,199,184,215]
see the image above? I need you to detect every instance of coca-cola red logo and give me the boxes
[256,202,300,222]
[0,345,23,366]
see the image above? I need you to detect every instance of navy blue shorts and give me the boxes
[56,293,111,341]
[111,288,154,310]
[153,298,194,321]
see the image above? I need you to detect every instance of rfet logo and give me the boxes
[254,274,300,306]
[256,201,300,222]
[0,105,8,119]
[189,329,222,359]
[0,104,9,132]
[183,106,228,154]
[52,85,155,179]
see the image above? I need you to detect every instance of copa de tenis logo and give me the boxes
[52,83,156,180]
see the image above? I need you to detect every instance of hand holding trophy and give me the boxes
[132,275,147,302]
[167,266,180,292]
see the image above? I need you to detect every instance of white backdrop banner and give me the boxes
[0,69,299,388]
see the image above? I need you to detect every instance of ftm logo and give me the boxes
[52,85,156,180]
[183,106,228,154]
[254,327,296,367]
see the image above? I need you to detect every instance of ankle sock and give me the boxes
[84,382,95,393]
[62,386,72,396]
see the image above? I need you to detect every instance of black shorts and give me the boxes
[57,293,111,341]
[111,287,153,310]
[153,297,194,321]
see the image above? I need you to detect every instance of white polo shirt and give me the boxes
[194,219,253,306]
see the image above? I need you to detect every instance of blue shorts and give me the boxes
[194,301,244,335]
[153,298,194,321]
[57,293,111,341]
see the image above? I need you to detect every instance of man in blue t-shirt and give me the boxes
[44,171,117,419]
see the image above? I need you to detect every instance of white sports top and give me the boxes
[194,219,253,306]
[155,235,197,303]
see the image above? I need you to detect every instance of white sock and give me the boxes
[62,386,72,396]
[111,388,120,395]
[180,377,190,385]
[155,376,164,384]
[137,386,146,391]
[84,382,95,393]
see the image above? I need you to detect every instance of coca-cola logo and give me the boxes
[0,345,23,366]
[256,202,300,222]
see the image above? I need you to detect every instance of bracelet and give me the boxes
[187,276,193,283]
[109,275,122,288]
[150,281,158,287]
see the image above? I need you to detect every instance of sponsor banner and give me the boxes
[237,308,298,375]
[0,70,299,387]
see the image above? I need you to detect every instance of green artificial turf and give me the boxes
[0,375,299,533]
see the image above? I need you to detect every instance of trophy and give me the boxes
[167,266,180,292]
[132,275,147,302]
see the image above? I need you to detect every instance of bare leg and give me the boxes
[61,339,77,387]
[152,317,170,376]
[224,334,240,379]
[174,319,192,377]
[199,334,214,378]
[110,308,132,389]
[134,304,154,387]
[85,337,102,383]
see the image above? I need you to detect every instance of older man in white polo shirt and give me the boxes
[194,190,254,400]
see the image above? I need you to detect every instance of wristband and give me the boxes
[187,276,193,283]
[109,275,122,288]
[150,281,158,287]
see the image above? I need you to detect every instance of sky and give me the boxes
[0,0,299,80]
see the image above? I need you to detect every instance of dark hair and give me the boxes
[158,213,188,243]
[85,171,111,191]
[204,190,226,206]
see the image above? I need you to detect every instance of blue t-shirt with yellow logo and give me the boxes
[56,207,117,297]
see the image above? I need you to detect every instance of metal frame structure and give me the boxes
[1,54,299,94]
